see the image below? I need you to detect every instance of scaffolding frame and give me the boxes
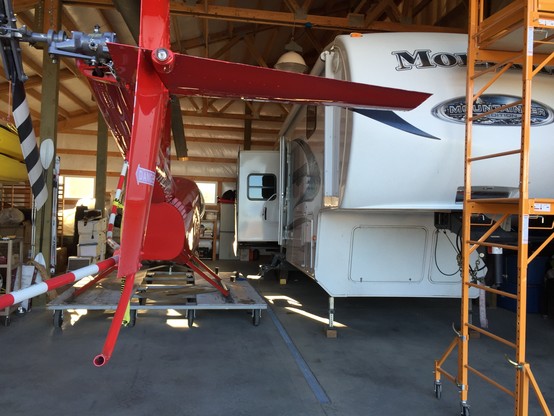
[434,1,553,415]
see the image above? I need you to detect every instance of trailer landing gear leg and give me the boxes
[326,296,337,338]
[279,269,288,285]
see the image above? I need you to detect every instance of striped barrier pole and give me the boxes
[0,255,119,310]
[106,160,128,250]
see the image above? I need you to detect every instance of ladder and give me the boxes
[57,182,65,246]
[434,1,553,415]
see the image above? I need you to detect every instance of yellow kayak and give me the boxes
[0,124,23,162]
[0,153,27,183]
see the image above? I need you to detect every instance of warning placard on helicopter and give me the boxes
[136,165,155,186]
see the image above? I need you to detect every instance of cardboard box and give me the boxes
[77,218,107,234]
[239,248,249,261]
[78,231,106,245]
[67,256,92,271]
[204,211,218,221]
[78,243,106,258]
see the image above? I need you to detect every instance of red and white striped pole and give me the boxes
[0,256,119,310]
[107,160,128,250]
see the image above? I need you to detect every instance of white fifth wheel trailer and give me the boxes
[237,32,554,309]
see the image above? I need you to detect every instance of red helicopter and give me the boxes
[0,0,430,366]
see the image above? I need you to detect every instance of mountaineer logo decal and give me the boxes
[432,95,554,126]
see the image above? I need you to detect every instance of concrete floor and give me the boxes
[1,260,553,416]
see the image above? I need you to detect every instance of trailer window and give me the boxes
[247,174,276,200]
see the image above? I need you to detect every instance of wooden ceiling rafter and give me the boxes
[59,129,278,149]
[217,99,235,115]
[400,0,414,23]
[0,69,75,93]
[412,0,434,19]
[365,0,396,26]
[262,26,280,60]
[185,97,201,112]
[57,148,238,164]
[0,95,42,122]
[433,1,468,27]
[243,34,269,67]
[171,15,183,52]
[385,3,403,22]
[26,87,70,119]
[57,111,97,131]
[63,0,462,33]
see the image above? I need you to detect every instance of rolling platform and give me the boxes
[47,264,266,328]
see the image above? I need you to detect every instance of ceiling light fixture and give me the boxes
[274,37,308,73]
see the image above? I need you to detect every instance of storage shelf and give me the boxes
[0,238,24,326]
[199,209,218,261]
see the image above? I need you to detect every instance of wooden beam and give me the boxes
[413,0,434,18]
[64,0,465,33]
[56,148,237,164]
[60,169,237,183]
[13,0,39,13]
[401,0,415,24]
[243,35,269,67]
[57,112,98,131]
[365,0,394,25]
[64,0,361,29]
[0,70,76,93]
[169,3,364,30]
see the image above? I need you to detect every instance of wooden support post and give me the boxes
[244,102,252,150]
[36,0,61,272]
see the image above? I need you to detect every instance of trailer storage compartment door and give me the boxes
[349,226,427,283]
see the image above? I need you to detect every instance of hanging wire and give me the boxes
[434,229,462,277]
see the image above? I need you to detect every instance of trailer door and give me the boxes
[236,151,280,243]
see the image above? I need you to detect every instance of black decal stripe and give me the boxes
[354,109,440,140]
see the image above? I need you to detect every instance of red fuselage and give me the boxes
[77,60,203,264]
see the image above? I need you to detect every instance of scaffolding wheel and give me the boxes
[434,381,442,399]
[460,403,470,416]
[186,309,195,327]
[252,309,261,326]
[53,310,63,328]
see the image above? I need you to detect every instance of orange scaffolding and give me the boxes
[434,1,553,415]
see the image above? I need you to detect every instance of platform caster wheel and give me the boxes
[252,309,261,326]
[3,316,11,327]
[187,310,195,327]
[128,310,137,327]
[434,382,442,399]
[53,310,63,328]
